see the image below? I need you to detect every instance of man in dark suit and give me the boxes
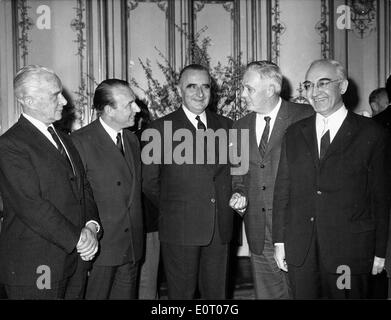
[0,65,100,299]
[371,88,391,134]
[142,64,234,299]
[229,61,313,299]
[273,59,390,299]
[71,79,143,299]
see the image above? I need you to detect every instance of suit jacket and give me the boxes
[373,106,391,134]
[273,112,390,274]
[71,119,143,266]
[232,100,313,255]
[142,107,234,246]
[0,115,99,286]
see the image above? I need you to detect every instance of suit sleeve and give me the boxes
[230,121,248,198]
[272,133,290,244]
[0,138,80,253]
[70,134,101,238]
[370,129,390,258]
[141,123,161,208]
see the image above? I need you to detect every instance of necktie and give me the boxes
[259,116,271,158]
[116,132,125,156]
[195,115,206,130]
[47,126,73,171]
[320,130,330,160]
[319,118,330,160]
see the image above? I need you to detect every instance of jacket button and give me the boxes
[211,198,216,203]
[117,181,121,186]
[262,186,266,190]
[260,164,265,168]
[124,228,129,232]
[310,217,314,222]
[262,208,266,212]
[316,190,322,195]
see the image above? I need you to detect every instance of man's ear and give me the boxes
[103,104,112,115]
[18,95,34,107]
[340,79,349,95]
[176,85,182,98]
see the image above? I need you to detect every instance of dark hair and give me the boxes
[369,87,388,104]
[386,75,391,100]
[93,79,130,114]
[178,64,210,84]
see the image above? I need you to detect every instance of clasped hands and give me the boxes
[76,223,98,261]
[229,192,248,216]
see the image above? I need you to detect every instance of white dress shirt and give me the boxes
[99,117,124,152]
[315,105,348,156]
[182,105,208,129]
[255,98,282,146]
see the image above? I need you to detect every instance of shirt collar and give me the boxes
[181,105,207,129]
[316,104,348,128]
[99,117,123,142]
[22,112,50,132]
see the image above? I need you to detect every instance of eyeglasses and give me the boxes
[303,78,342,91]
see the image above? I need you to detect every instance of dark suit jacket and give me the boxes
[0,115,99,286]
[273,112,390,274]
[142,107,234,246]
[71,119,144,266]
[232,100,313,255]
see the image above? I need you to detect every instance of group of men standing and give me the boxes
[0,58,389,300]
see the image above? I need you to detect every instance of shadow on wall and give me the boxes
[343,78,360,112]
[54,87,76,135]
[280,76,292,101]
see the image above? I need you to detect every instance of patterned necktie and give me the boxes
[47,126,73,171]
[116,132,125,156]
[258,116,271,158]
[195,115,206,130]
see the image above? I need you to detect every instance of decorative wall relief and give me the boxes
[71,0,89,127]
[349,0,377,39]
[315,0,332,59]
[270,0,286,65]
[17,0,34,66]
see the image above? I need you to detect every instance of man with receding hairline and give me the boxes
[273,59,390,299]
[142,64,234,299]
[0,65,100,299]
[71,79,143,299]
[229,60,313,299]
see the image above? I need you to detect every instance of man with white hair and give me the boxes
[273,59,390,299]
[229,61,313,299]
[0,65,100,299]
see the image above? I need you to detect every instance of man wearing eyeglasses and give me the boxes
[273,59,390,299]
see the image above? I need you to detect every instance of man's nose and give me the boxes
[196,87,204,97]
[132,102,141,113]
[60,93,67,105]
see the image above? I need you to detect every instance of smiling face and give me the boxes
[177,69,211,115]
[24,73,67,125]
[305,61,348,117]
[107,86,140,130]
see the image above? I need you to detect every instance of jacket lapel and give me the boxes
[94,120,133,183]
[263,100,290,158]
[300,114,320,166]
[123,130,137,207]
[321,111,356,163]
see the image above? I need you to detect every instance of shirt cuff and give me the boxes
[85,220,100,233]
[274,243,284,246]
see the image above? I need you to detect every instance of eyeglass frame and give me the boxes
[302,78,343,91]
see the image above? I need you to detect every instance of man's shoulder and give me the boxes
[233,112,253,128]
[71,120,100,140]
[284,100,314,119]
[210,111,233,128]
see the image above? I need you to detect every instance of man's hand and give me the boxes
[372,256,385,275]
[229,192,247,215]
[274,243,288,272]
[76,224,98,261]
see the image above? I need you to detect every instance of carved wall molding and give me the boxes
[270,0,285,65]
[349,0,377,39]
[315,0,333,59]
[16,0,33,66]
